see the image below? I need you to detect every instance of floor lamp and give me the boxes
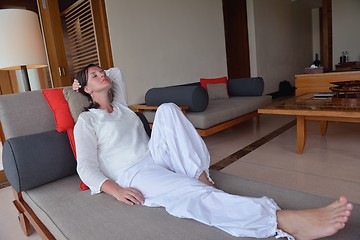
[0,9,47,91]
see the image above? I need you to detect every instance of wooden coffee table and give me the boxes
[258,93,360,153]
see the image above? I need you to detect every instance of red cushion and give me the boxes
[66,128,89,191]
[80,181,90,191]
[67,128,77,158]
[200,76,229,93]
[42,88,75,132]
[42,89,89,191]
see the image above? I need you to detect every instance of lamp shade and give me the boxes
[0,9,47,70]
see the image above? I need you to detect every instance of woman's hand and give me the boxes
[101,179,144,206]
[73,79,81,92]
[114,187,144,206]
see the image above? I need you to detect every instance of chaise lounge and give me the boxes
[0,89,359,240]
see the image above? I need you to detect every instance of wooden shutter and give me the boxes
[62,0,99,78]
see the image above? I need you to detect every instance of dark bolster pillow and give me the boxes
[145,85,209,112]
[228,77,264,96]
[3,130,77,192]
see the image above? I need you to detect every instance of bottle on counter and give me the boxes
[313,53,320,67]
[345,51,349,63]
[340,52,345,63]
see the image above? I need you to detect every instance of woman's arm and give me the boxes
[75,116,108,194]
[73,67,128,106]
[101,179,144,205]
[105,67,128,106]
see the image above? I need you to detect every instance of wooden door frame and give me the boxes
[37,0,69,87]
[320,0,332,71]
[91,0,113,70]
[222,0,250,79]
[37,0,113,87]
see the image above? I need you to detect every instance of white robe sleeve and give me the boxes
[74,116,108,195]
[105,67,128,106]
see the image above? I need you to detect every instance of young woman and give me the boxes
[73,64,353,240]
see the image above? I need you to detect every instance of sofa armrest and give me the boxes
[145,85,208,112]
[3,130,77,192]
[228,77,264,96]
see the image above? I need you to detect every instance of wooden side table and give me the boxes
[129,104,189,115]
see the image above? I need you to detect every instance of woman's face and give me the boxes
[84,66,112,95]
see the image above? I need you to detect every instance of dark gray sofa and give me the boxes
[0,90,359,240]
[132,77,272,136]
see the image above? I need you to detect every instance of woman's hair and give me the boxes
[75,63,114,110]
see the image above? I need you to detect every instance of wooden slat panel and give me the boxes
[67,18,92,34]
[68,26,95,41]
[62,0,99,76]
[70,41,97,54]
[65,8,92,27]
[68,32,96,46]
[72,48,97,61]
[72,53,98,65]
[64,5,90,24]
[63,0,88,16]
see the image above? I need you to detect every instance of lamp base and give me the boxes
[20,65,31,91]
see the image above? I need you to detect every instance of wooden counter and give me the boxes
[295,71,360,96]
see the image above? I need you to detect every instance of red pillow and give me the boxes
[43,89,89,191]
[67,128,77,158]
[67,128,89,191]
[200,76,228,91]
[42,88,75,132]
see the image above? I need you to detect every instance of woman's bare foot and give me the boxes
[198,171,216,187]
[277,196,353,240]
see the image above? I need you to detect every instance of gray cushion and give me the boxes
[207,83,229,100]
[145,85,209,112]
[228,77,264,96]
[63,87,90,122]
[144,96,272,129]
[0,90,55,140]
[188,96,272,129]
[23,171,360,240]
[3,130,77,192]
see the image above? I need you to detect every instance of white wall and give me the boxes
[105,0,359,99]
[249,0,314,94]
[332,0,360,67]
[105,0,227,104]
[312,8,320,59]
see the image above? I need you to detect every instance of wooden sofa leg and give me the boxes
[17,212,32,236]
[12,188,32,236]
[256,114,260,123]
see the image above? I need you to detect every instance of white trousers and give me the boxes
[116,103,287,238]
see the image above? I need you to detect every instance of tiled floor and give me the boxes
[0,187,41,240]
[0,114,359,239]
[219,119,360,203]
